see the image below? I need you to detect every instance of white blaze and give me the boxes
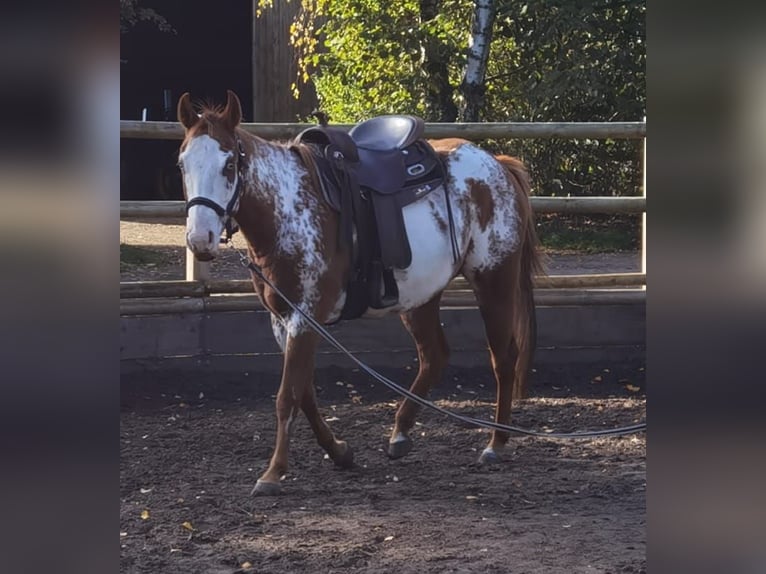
[179,135,235,255]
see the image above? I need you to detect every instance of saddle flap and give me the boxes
[370,193,412,269]
[355,148,406,194]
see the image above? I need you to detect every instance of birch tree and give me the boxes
[460,0,497,121]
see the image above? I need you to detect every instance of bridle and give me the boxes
[184,138,247,243]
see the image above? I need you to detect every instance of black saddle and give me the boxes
[293,114,451,320]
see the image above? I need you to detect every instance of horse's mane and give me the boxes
[181,99,232,144]
[197,98,225,116]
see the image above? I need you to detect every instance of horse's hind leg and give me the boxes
[480,324,517,465]
[388,294,449,458]
[469,264,521,464]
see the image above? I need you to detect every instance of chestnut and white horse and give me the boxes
[177,91,542,495]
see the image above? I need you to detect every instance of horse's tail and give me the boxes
[495,155,545,400]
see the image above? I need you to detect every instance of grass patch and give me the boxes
[120,243,169,271]
[536,214,640,253]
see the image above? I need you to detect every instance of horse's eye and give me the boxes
[226,162,235,171]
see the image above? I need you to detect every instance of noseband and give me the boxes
[185,139,247,243]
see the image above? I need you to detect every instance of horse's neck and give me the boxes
[250,139,296,189]
[237,136,313,261]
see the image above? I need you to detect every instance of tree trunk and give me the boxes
[419,0,458,122]
[460,0,496,121]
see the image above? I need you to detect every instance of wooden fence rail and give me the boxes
[119,289,646,316]
[120,196,646,218]
[120,119,647,315]
[119,273,646,300]
[120,120,646,141]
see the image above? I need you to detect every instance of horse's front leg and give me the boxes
[252,330,318,496]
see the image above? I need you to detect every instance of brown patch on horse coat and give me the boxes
[433,146,473,252]
[467,178,495,231]
[428,197,448,234]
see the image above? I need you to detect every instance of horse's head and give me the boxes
[177,90,244,261]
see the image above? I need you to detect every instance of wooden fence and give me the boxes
[120,120,646,314]
[121,121,645,141]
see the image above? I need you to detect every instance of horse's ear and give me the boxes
[177,92,198,129]
[223,90,242,129]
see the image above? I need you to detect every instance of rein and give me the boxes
[227,241,646,440]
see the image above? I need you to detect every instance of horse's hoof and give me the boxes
[478,447,500,465]
[251,479,282,496]
[333,443,355,469]
[387,435,413,459]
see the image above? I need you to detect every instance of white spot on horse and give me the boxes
[270,315,287,352]
[393,189,459,309]
[326,290,347,324]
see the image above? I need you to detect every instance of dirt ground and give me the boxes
[120,219,645,573]
[120,360,646,574]
[119,219,641,282]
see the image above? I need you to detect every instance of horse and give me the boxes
[177,90,542,496]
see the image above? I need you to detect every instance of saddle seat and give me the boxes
[348,115,424,152]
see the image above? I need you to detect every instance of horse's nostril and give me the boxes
[208,231,214,245]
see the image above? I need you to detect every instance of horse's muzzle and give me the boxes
[186,229,219,261]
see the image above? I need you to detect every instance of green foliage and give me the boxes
[279,0,645,200]
[489,0,645,200]
[313,0,423,118]
[491,0,645,122]
[290,0,473,121]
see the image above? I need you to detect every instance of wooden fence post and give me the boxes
[186,248,210,282]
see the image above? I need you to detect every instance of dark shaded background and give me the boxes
[120,0,252,201]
